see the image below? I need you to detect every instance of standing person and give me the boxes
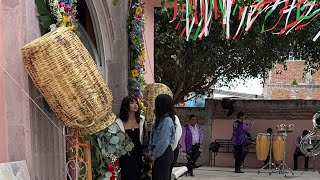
[242,132,253,162]
[148,94,176,180]
[293,130,309,171]
[232,111,254,173]
[169,115,182,179]
[180,114,203,176]
[264,128,273,167]
[116,96,147,180]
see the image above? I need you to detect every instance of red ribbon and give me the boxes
[214,0,219,19]
[171,1,178,22]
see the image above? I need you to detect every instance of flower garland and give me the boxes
[128,0,146,110]
[105,154,120,180]
[48,0,78,32]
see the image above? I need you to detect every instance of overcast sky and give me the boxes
[216,78,263,95]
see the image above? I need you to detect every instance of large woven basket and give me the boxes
[143,83,173,123]
[21,27,115,135]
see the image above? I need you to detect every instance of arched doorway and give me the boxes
[77,0,113,81]
[66,1,114,179]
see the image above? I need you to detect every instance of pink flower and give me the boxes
[64,4,73,12]
[60,2,66,7]
[60,2,73,12]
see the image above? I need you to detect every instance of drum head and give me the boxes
[276,124,287,132]
[257,133,270,136]
[287,124,294,132]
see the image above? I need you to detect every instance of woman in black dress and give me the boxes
[116,96,147,180]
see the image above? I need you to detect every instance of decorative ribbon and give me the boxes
[168,0,320,41]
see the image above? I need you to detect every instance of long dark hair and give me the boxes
[154,94,175,128]
[119,96,141,123]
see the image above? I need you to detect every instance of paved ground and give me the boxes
[178,167,320,180]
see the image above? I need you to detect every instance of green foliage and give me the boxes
[35,0,55,35]
[291,79,298,86]
[154,7,319,103]
[82,123,134,179]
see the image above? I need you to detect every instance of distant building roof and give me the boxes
[212,89,264,99]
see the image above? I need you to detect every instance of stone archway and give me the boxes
[81,0,129,112]
[80,0,114,81]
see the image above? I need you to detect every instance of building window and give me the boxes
[288,51,302,61]
[288,52,295,61]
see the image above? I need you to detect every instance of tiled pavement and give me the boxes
[178,167,320,180]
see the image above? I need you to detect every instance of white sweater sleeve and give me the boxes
[172,115,182,150]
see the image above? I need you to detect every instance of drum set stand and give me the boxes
[257,124,294,177]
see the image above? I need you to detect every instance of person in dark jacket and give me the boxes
[293,130,309,170]
[180,114,203,176]
[232,111,254,173]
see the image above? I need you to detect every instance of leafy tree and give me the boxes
[154,7,319,104]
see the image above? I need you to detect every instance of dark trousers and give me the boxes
[169,146,180,179]
[293,150,309,170]
[153,146,174,180]
[234,145,245,170]
[187,144,201,175]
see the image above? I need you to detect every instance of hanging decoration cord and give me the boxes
[0,64,72,144]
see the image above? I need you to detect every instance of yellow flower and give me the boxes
[67,26,74,31]
[131,69,139,77]
[138,49,145,63]
[135,6,142,15]
[62,15,68,27]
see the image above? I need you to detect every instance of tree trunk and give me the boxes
[173,81,185,104]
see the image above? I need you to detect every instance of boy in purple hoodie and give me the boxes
[180,114,203,176]
[232,111,254,173]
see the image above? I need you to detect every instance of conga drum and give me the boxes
[255,133,271,161]
[276,124,287,132]
[287,124,294,132]
[272,133,286,161]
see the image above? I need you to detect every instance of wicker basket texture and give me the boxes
[143,83,173,123]
[21,27,115,134]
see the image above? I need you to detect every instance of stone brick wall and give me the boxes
[264,61,320,100]
[312,91,320,99]
[270,61,306,85]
